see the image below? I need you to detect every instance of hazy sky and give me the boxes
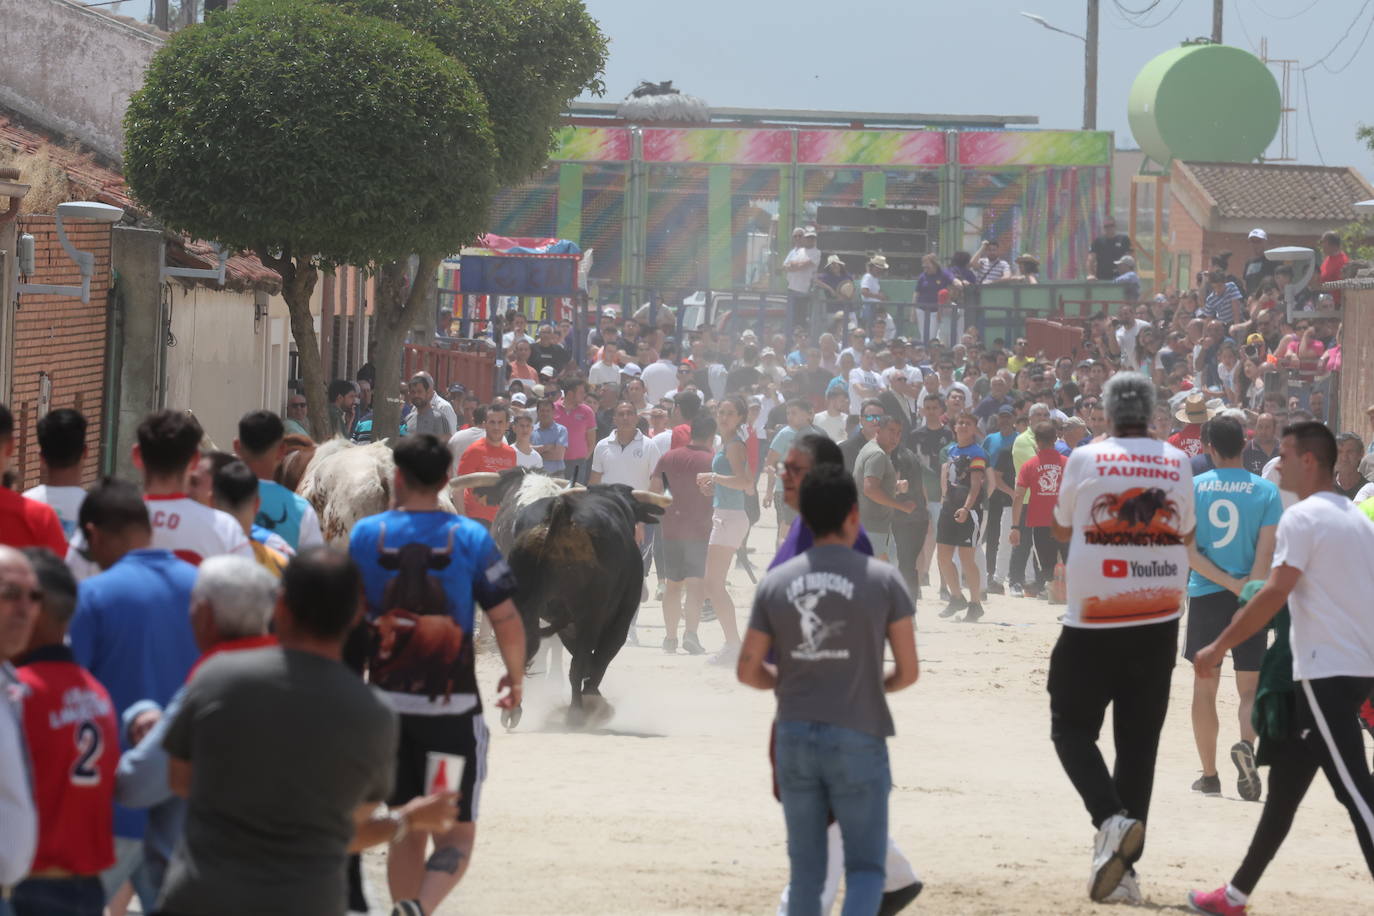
[580,0,1374,175]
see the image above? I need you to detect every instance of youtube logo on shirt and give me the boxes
[1102,559,1128,578]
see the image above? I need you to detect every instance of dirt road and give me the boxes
[364,521,1370,915]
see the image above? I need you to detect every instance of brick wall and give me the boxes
[10,215,110,489]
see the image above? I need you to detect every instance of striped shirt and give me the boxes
[974,257,1010,284]
[1204,281,1242,323]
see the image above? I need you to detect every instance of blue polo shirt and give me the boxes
[68,548,198,839]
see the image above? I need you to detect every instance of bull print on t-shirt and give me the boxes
[369,524,466,702]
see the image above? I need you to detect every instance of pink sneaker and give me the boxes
[1188,886,1246,915]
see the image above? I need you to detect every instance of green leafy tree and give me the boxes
[124,0,497,439]
[324,0,607,435]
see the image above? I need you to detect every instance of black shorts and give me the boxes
[661,539,707,581]
[389,711,488,822]
[936,505,983,548]
[1184,590,1268,672]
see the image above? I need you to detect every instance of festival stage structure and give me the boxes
[478,106,1115,335]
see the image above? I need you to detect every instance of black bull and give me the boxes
[475,469,663,725]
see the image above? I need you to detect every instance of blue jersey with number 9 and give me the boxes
[1189,468,1283,597]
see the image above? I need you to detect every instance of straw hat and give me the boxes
[1175,392,1219,425]
[868,255,889,270]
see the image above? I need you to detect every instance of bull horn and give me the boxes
[552,477,573,488]
[450,472,501,490]
[566,485,587,493]
[631,490,672,508]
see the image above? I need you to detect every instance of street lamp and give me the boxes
[1021,3,1099,131]
[16,200,125,304]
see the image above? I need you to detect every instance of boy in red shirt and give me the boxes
[0,404,66,555]
[1011,421,1069,599]
[12,548,117,915]
[457,406,515,527]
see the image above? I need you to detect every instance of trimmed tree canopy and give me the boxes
[326,0,607,185]
[123,0,497,266]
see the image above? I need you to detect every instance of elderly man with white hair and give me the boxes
[1048,372,1196,905]
[113,555,280,896]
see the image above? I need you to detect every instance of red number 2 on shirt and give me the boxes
[70,721,104,787]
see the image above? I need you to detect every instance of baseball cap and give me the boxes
[825,378,848,397]
[997,405,1014,416]
[510,392,528,405]
[539,365,556,378]
[760,347,777,357]
[622,362,642,377]
[1248,228,1268,240]
[1246,333,1265,345]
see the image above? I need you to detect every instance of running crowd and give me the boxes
[0,218,1371,915]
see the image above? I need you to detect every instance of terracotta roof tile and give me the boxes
[1177,161,1374,222]
[0,110,280,293]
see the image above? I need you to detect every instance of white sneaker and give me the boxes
[1088,814,1145,901]
[1101,870,1142,905]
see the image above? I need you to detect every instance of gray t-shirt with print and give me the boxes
[748,544,915,738]
[854,438,897,535]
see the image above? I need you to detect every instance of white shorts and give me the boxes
[709,507,750,549]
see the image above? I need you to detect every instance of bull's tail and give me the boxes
[544,491,577,548]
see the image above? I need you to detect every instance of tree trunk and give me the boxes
[259,248,326,439]
[368,254,441,441]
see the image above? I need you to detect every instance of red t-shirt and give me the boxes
[653,445,714,541]
[458,437,516,521]
[16,648,118,875]
[1168,424,1203,458]
[0,487,67,556]
[1016,448,1068,528]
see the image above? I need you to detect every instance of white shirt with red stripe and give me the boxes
[65,494,252,580]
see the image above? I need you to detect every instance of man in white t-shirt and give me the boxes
[1048,372,1195,905]
[588,341,623,389]
[1188,422,1374,914]
[814,385,850,442]
[23,408,89,539]
[1113,303,1153,373]
[860,255,888,326]
[447,405,488,471]
[782,227,820,328]
[590,401,663,491]
[847,348,887,418]
[65,411,252,581]
[641,340,680,405]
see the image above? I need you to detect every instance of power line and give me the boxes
[1299,70,1326,165]
[1316,4,1374,73]
[1249,0,1323,21]
[1301,0,1374,71]
[1110,0,1185,29]
[1231,0,1260,54]
[1111,0,1164,16]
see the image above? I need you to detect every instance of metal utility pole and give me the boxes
[1085,0,1099,130]
[1212,0,1223,43]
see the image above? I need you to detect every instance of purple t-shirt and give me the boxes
[769,516,874,570]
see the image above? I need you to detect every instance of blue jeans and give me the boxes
[775,720,890,916]
[10,876,105,916]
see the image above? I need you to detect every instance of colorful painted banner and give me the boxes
[552,126,631,162]
[641,128,791,164]
[798,130,946,166]
[958,131,1112,166]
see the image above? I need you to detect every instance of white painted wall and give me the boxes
[162,285,293,449]
[0,0,162,161]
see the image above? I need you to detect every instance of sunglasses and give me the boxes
[0,583,43,604]
[861,414,886,422]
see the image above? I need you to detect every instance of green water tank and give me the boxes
[1128,43,1280,165]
